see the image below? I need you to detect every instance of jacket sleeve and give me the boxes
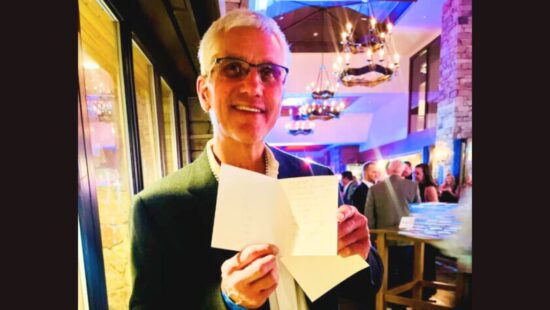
[129,195,164,309]
[365,189,376,229]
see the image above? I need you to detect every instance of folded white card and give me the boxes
[212,164,337,256]
[281,255,369,301]
[211,164,368,302]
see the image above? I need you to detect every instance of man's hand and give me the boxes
[221,244,279,309]
[337,204,371,260]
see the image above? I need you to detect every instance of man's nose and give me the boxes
[240,67,264,96]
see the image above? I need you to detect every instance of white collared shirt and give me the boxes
[205,139,279,179]
[363,180,375,188]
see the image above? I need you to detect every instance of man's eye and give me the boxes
[223,62,246,77]
[260,66,278,80]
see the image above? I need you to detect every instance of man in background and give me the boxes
[364,160,420,309]
[402,161,413,180]
[351,161,378,215]
[340,170,357,205]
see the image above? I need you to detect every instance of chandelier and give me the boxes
[285,56,346,135]
[87,94,114,122]
[334,0,400,87]
[285,120,315,136]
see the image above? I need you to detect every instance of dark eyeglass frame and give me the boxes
[211,57,289,84]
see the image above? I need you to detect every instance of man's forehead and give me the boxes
[214,27,285,62]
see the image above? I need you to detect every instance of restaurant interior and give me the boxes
[77,0,472,309]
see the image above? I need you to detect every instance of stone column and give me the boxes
[434,0,472,183]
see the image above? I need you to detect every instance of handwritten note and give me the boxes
[279,176,337,256]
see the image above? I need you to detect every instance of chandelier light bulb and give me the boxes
[387,22,393,33]
[366,48,373,60]
[394,53,400,64]
[346,22,352,32]
[345,52,351,64]
[370,17,377,28]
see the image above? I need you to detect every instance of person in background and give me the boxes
[340,170,357,205]
[129,9,382,310]
[414,163,439,202]
[402,161,413,180]
[364,160,420,230]
[364,160,420,310]
[351,161,378,215]
[439,173,459,203]
[414,163,440,300]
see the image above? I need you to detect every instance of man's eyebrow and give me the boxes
[222,55,279,65]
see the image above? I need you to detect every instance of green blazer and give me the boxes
[130,147,382,309]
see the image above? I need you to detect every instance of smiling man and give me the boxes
[130,9,382,310]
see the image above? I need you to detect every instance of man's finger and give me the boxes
[338,225,368,250]
[237,253,277,284]
[221,244,278,275]
[338,240,370,260]
[238,244,278,268]
[338,212,366,237]
[250,268,279,291]
[337,204,358,222]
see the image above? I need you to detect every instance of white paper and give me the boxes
[279,176,338,256]
[212,164,365,302]
[212,164,337,255]
[399,216,416,230]
[281,255,369,302]
[211,164,279,250]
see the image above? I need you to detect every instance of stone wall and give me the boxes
[434,0,472,178]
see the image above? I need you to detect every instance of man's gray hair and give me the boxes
[387,160,405,176]
[197,9,291,76]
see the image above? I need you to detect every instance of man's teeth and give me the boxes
[235,106,262,113]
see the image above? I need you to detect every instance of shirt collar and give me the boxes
[363,180,375,188]
[205,139,279,181]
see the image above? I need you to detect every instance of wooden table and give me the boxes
[371,228,457,310]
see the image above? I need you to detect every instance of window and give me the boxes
[178,101,190,166]
[132,41,162,187]
[409,37,440,133]
[78,222,89,310]
[159,78,178,175]
[79,0,133,307]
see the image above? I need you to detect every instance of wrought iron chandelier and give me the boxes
[334,0,401,87]
[285,10,348,136]
[285,120,315,136]
[285,55,346,135]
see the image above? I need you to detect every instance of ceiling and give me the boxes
[265,0,416,53]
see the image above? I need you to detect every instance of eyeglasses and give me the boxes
[211,57,289,85]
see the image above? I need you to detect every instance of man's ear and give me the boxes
[196,76,211,112]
